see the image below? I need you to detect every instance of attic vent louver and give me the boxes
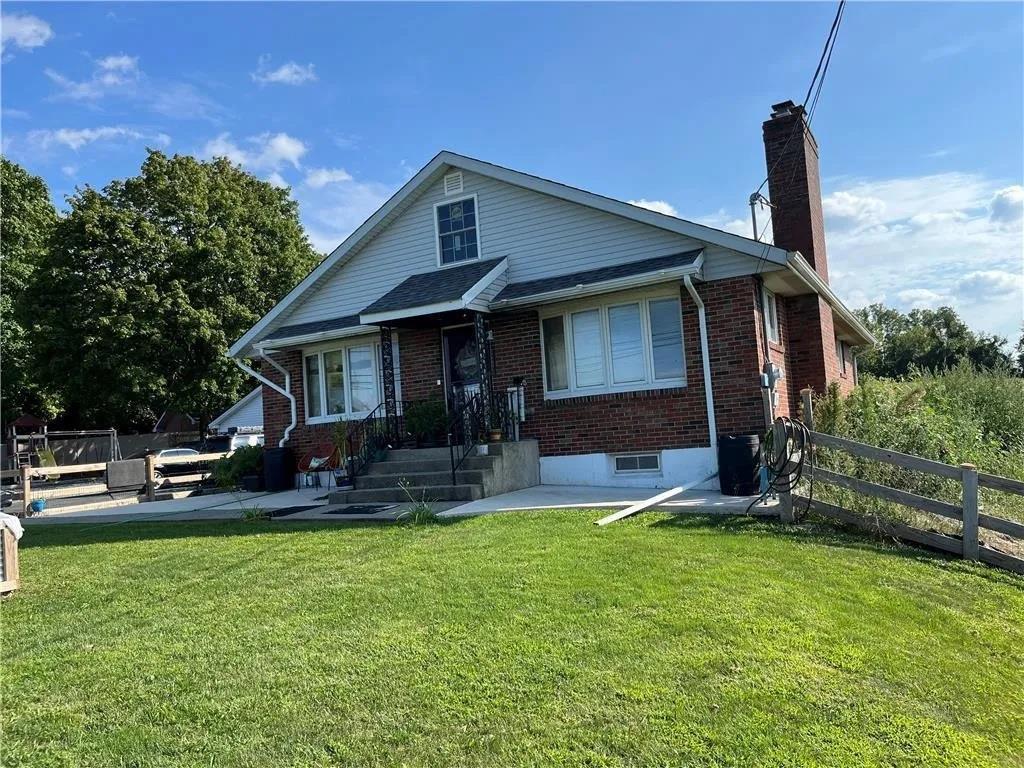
[443,171,464,196]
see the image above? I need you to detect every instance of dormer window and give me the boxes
[435,195,479,265]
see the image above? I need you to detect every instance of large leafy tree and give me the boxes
[1,158,61,426]
[35,150,318,431]
[856,303,1012,378]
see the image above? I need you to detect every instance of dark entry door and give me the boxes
[442,325,481,410]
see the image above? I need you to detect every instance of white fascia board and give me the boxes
[492,262,703,310]
[786,253,877,346]
[209,386,262,429]
[360,299,466,326]
[460,257,509,305]
[253,323,379,353]
[437,152,790,264]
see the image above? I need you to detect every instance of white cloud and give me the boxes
[696,207,767,241]
[61,164,78,177]
[2,108,29,119]
[990,185,1024,225]
[304,167,353,189]
[896,288,950,310]
[45,53,140,101]
[819,172,1023,340]
[266,172,288,189]
[959,270,1024,300]
[1,13,53,53]
[202,132,307,172]
[251,56,317,86]
[628,199,678,217]
[28,126,170,151]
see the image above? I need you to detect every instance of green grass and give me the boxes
[3,512,1023,767]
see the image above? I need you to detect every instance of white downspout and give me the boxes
[230,351,296,448]
[683,275,717,450]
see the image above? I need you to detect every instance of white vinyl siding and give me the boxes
[302,335,401,424]
[540,289,686,399]
[275,170,717,330]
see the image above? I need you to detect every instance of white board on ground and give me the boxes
[594,473,718,526]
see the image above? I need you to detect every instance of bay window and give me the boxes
[541,293,685,398]
[302,337,400,423]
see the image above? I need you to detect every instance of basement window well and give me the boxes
[614,453,661,474]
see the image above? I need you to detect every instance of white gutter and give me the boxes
[495,257,704,310]
[252,324,375,354]
[786,253,877,346]
[683,275,717,450]
[230,353,296,448]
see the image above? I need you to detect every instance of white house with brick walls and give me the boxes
[229,101,873,499]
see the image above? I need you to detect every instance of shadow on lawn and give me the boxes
[19,516,469,550]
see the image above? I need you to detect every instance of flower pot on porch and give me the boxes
[488,429,502,443]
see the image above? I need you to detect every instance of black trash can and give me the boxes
[718,433,762,496]
[263,447,295,492]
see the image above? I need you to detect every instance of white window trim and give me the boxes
[539,290,686,400]
[302,334,400,425]
[836,337,848,375]
[434,193,482,269]
[613,452,662,475]
[762,285,780,344]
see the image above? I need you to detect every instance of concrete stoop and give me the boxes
[329,440,540,505]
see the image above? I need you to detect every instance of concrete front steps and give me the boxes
[329,441,539,505]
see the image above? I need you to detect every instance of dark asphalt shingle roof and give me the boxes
[260,314,362,342]
[494,249,703,303]
[361,257,506,316]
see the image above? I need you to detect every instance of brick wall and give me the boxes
[261,276,849,457]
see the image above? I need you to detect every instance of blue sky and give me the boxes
[3,2,1022,340]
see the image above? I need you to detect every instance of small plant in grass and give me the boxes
[397,478,437,524]
[239,504,267,522]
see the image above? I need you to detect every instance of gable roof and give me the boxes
[229,151,790,358]
[360,257,508,324]
[209,387,263,430]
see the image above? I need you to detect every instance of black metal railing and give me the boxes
[345,403,406,484]
[445,388,525,484]
[446,392,487,485]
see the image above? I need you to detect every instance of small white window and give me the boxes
[541,316,569,391]
[303,337,401,424]
[762,286,780,344]
[615,454,661,473]
[443,171,463,196]
[836,337,847,374]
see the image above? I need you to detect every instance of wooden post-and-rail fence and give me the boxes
[796,388,1024,575]
[5,451,231,516]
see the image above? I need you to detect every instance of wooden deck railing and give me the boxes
[795,389,1024,575]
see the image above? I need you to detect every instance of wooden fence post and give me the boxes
[961,463,979,560]
[145,454,157,502]
[801,389,815,431]
[20,465,31,517]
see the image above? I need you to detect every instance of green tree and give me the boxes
[0,157,61,426]
[1014,326,1024,376]
[855,303,1012,378]
[35,150,318,431]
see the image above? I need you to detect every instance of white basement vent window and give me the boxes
[443,171,464,196]
[614,453,661,473]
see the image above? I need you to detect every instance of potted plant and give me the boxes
[404,399,447,448]
[488,427,502,443]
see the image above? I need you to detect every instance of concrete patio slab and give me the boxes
[439,485,778,519]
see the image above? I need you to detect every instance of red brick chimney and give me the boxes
[762,100,842,397]
[762,100,829,283]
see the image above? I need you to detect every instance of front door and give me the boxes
[442,325,480,410]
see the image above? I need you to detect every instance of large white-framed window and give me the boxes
[434,194,481,267]
[302,336,401,424]
[762,286,780,344]
[539,290,686,399]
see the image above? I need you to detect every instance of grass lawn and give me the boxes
[3,511,1023,767]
